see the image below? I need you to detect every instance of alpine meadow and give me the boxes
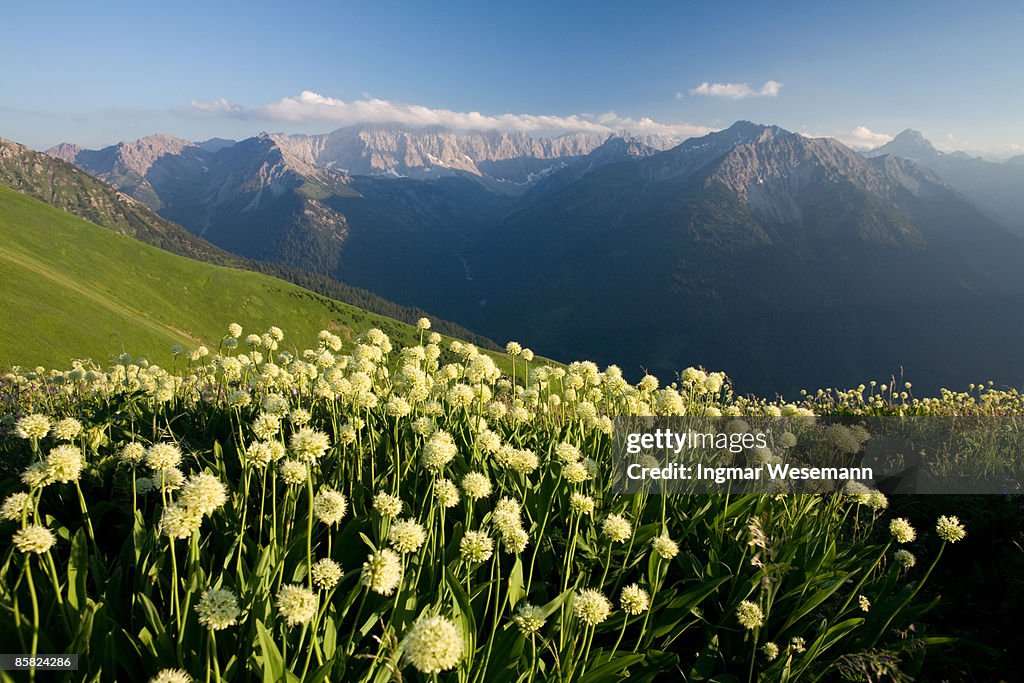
[2,2,1024,682]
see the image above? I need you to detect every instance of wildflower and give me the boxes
[159,503,203,539]
[13,525,56,554]
[1,492,31,521]
[461,472,492,499]
[501,527,530,554]
[276,584,318,626]
[251,413,281,440]
[506,342,522,356]
[602,514,632,543]
[651,534,680,560]
[434,479,460,508]
[15,414,50,440]
[736,600,764,630]
[570,493,595,516]
[311,558,344,590]
[620,584,651,615]
[401,614,464,674]
[422,431,458,470]
[373,492,403,518]
[389,518,427,553]
[51,417,83,440]
[936,515,966,543]
[894,549,916,569]
[521,348,534,361]
[313,489,348,525]
[246,441,277,468]
[145,443,183,470]
[45,444,84,483]
[555,442,582,463]
[762,642,780,661]
[120,442,147,465]
[868,492,889,510]
[386,396,412,418]
[178,472,228,516]
[563,461,592,484]
[262,394,290,416]
[149,670,191,683]
[289,427,330,462]
[361,549,403,595]
[279,460,307,485]
[460,530,494,563]
[513,603,546,634]
[791,636,806,653]
[226,390,251,408]
[859,595,871,612]
[227,323,243,338]
[417,317,431,330]
[889,518,916,544]
[21,462,51,488]
[156,468,185,492]
[574,589,613,626]
[195,588,240,630]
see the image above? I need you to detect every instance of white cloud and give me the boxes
[190,91,715,139]
[190,97,243,114]
[689,80,782,99]
[838,125,893,149]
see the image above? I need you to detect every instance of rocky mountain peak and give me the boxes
[868,129,938,160]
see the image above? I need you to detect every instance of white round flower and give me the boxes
[313,489,348,525]
[361,549,403,595]
[276,584,318,626]
[602,514,632,543]
[620,584,651,616]
[195,587,240,630]
[145,443,183,470]
[45,444,84,483]
[459,530,494,563]
[311,558,344,590]
[574,589,612,626]
[178,472,228,516]
[400,614,464,674]
[13,524,56,554]
[389,518,427,553]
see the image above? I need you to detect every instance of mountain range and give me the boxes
[34,122,1024,395]
[0,135,497,348]
[867,129,1024,234]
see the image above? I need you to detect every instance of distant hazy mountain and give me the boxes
[271,125,677,185]
[867,129,1024,234]
[464,123,1024,394]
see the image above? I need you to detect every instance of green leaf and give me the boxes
[578,654,644,682]
[255,621,286,683]
[67,527,88,611]
[507,557,525,609]
[445,566,477,671]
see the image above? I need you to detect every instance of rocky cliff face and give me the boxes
[273,126,678,181]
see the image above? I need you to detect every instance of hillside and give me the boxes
[1,135,498,349]
[0,184,517,370]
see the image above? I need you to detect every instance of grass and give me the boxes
[0,184,530,374]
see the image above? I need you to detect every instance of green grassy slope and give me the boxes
[0,185,527,371]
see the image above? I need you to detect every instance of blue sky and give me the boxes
[2,0,1022,156]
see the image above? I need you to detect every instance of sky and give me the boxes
[2,0,1023,157]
